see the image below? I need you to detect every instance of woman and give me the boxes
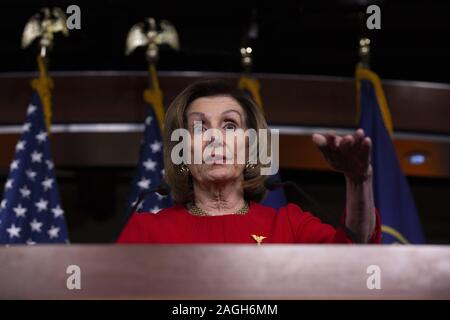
[118,79,380,244]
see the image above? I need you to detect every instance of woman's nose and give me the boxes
[209,135,224,148]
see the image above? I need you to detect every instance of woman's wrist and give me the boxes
[344,164,373,185]
[344,165,375,243]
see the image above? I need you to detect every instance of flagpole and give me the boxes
[31,55,54,133]
[237,42,289,210]
[117,17,178,234]
[125,17,179,130]
[358,37,371,69]
[355,38,426,244]
[238,46,263,110]
[143,63,165,130]
[0,7,71,244]
[356,37,394,135]
[21,7,70,133]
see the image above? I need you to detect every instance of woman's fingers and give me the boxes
[340,134,353,155]
[312,129,372,179]
[354,127,365,139]
[312,133,327,147]
[361,136,372,163]
[334,135,343,148]
[324,133,339,154]
[363,136,372,150]
[312,133,334,163]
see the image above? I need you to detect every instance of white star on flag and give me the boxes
[26,170,37,181]
[150,141,162,153]
[47,226,60,239]
[22,122,32,133]
[145,116,153,125]
[6,224,21,239]
[143,158,157,171]
[0,199,7,210]
[30,219,43,232]
[19,185,31,198]
[52,205,64,218]
[10,160,20,171]
[137,177,151,190]
[131,198,144,211]
[27,104,37,115]
[35,198,48,212]
[35,131,48,144]
[41,177,54,191]
[13,204,27,218]
[16,140,26,151]
[31,150,43,163]
[5,179,14,190]
[150,206,161,213]
[45,160,54,170]
[156,193,167,201]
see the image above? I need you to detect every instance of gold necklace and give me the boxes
[186,201,249,216]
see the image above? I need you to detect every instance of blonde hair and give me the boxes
[163,79,268,204]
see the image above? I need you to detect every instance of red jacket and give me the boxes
[117,202,381,244]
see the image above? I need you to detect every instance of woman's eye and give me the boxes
[224,123,237,130]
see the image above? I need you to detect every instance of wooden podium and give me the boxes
[1,245,449,299]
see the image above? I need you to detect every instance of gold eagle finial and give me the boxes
[125,17,179,63]
[21,7,69,58]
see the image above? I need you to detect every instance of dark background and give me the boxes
[1,0,449,82]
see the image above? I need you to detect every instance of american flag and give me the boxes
[126,105,172,214]
[0,92,69,244]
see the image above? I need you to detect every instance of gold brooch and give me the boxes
[251,234,267,245]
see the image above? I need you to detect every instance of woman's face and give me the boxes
[186,95,247,186]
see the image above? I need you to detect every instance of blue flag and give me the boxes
[0,92,69,244]
[356,66,425,244]
[126,105,172,214]
[261,185,287,210]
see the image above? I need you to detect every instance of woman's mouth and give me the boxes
[206,154,229,164]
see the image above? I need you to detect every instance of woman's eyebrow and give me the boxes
[187,111,205,118]
[186,112,208,123]
[221,109,243,121]
[186,112,210,127]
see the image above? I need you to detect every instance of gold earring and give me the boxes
[245,161,256,170]
[179,164,190,175]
